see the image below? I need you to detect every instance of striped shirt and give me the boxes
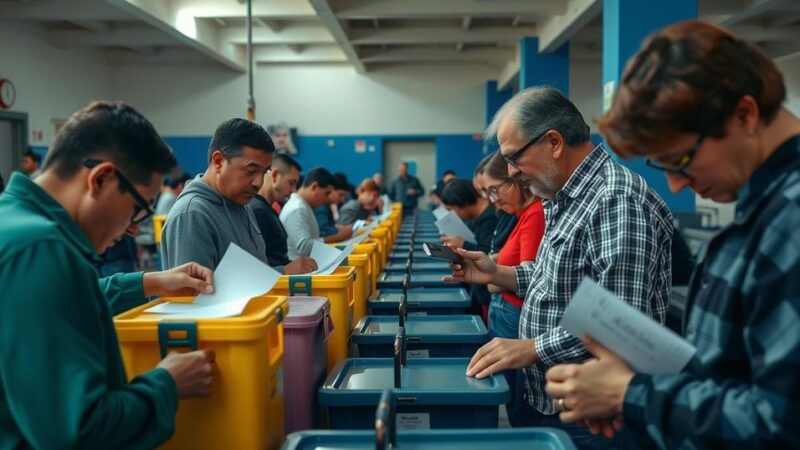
[623,135,800,449]
[515,145,674,414]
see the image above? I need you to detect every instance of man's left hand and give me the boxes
[143,262,214,297]
[466,338,537,378]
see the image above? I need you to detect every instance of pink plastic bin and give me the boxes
[284,296,333,434]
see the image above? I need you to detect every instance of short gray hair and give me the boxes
[485,86,590,147]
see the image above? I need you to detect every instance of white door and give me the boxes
[383,140,436,209]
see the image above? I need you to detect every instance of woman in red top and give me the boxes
[483,150,545,426]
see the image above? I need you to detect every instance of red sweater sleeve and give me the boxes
[518,201,545,262]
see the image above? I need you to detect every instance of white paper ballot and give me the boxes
[434,210,476,244]
[309,241,357,275]
[352,219,367,232]
[145,243,281,319]
[560,278,697,374]
[381,194,392,211]
[340,230,370,247]
[432,205,449,220]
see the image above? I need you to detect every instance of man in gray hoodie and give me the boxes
[162,118,306,271]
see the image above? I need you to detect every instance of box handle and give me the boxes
[158,322,198,358]
[289,275,312,296]
[393,327,406,389]
[375,389,397,450]
[398,292,407,328]
[402,274,409,297]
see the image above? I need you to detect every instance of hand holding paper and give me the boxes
[559,277,696,374]
[435,210,476,244]
[145,243,281,319]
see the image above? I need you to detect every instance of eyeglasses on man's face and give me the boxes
[645,133,706,178]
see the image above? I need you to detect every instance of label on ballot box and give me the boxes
[407,349,430,358]
[397,413,431,430]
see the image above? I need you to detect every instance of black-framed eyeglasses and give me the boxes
[84,158,155,224]
[644,133,705,178]
[503,129,550,169]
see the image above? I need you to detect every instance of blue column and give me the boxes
[485,80,512,126]
[519,37,569,95]
[603,0,697,213]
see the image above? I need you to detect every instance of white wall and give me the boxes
[569,59,603,133]
[0,22,113,147]
[112,63,497,136]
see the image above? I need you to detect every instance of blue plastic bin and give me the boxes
[378,271,454,289]
[369,288,470,315]
[353,315,488,358]
[319,358,509,430]
[283,428,577,450]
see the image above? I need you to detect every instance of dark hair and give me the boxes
[0,172,4,194]
[598,20,786,157]
[475,153,492,176]
[208,118,275,162]
[440,178,479,207]
[302,167,335,188]
[487,86,590,148]
[295,174,304,189]
[23,149,42,165]
[272,153,302,173]
[333,172,350,191]
[443,170,456,177]
[169,172,192,189]
[44,101,176,184]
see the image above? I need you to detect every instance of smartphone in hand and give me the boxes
[422,242,464,265]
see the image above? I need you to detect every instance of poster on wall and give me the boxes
[267,122,299,155]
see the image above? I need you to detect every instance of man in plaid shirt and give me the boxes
[447,86,673,449]
[544,21,800,449]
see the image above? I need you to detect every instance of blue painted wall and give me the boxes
[486,80,512,127]
[163,134,486,185]
[519,37,570,95]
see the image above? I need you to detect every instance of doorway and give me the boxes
[383,140,436,210]
[0,111,28,186]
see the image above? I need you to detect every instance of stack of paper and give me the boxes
[145,244,281,319]
[560,277,697,374]
[434,210,476,244]
[432,205,449,220]
[309,241,357,275]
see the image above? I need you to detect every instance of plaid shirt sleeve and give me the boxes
[514,262,536,298]
[623,214,800,449]
[535,194,671,366]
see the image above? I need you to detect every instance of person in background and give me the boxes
[439,178,498,321]
[0,101,216,448]
[155,172,191,215]
[372,172,387,195]
[427,178,447,211]
[313,173,353,242]
[332,172,352,216]
[447,87,673,449]
[442,170,457,184]
[543,21,800,450]
[474,153,517,259]
[251,154,317,274]
[388,162,424,215]
[338,178,382,225]
[482,150,546,426]
[21,148,42,178]
[161,118,274,270]
[281,167,337,258]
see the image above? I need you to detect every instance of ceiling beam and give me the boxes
[169,0,316,20]
[105,0,245,72]
[717,0,797,27]
[456,42,464,52]
[771,11,800,27]
[462,17,472,30]
[0,0,131,20]
[361,46,514,63]
[68,20,111,33]
[47,27,175,47]
[260,19,283,33]
[287,44,305,54]
[498,57,520,91]
[105,47,210,65]
[220,24,335,45]
[309,0,366,72]
[537,0,601,52]
[334,0,558,19]
[252,44,347,63]
[350,26,537,45]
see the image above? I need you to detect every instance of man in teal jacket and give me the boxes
[0,101,217,449]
